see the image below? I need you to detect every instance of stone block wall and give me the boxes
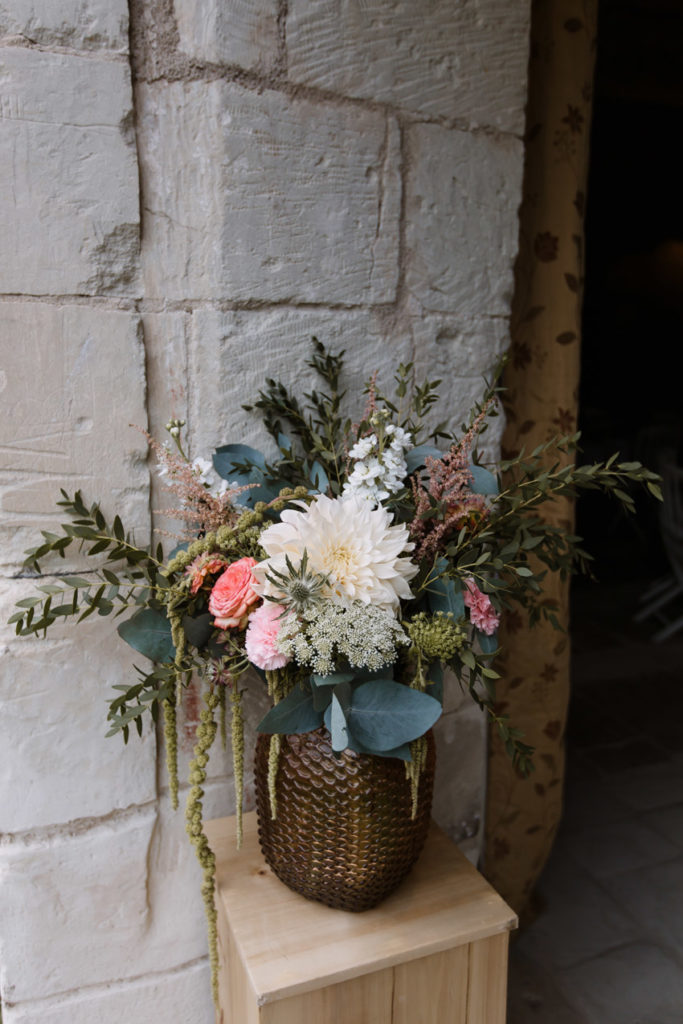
[0,1,529,1019]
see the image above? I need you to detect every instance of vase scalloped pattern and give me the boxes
[254,728,435,912]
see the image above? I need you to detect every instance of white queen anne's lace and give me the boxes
[276,602,409,676]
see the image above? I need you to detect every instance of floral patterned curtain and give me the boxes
[483,0,598,917]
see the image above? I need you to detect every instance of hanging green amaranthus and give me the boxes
[185,689,220,1007]
[230,687,245,846]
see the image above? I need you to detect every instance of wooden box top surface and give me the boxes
[206,812,517,1005]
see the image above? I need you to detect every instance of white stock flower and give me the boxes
[192,457,215,487]
[252,493,418,615]
[343,423,412,504]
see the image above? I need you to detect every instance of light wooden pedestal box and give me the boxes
[206,812,517,1024]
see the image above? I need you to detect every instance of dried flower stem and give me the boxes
[405,734,428,819]
[267,734,282,820]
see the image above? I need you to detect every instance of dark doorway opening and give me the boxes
[508,7,683,1020]
[570,0,683,766]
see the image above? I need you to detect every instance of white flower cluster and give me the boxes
[191,457,231,498]
[343,423,412,504]
[276,601,410,676]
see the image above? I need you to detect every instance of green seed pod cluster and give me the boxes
[408,611,466,663]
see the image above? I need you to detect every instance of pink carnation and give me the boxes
[208,557,259,629]
[245,603,291,671]
[463,578,500,636]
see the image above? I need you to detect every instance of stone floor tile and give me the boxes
[558,943,683,1024]
[583,738,671,775]
[565,695,635,748]
[513,859,640,971]
[507,946,591,1024]
[561,776,634,828]
[599,856,683,953]
[641,803,683,850]
[601,759,683,812]
[563,819,680,878]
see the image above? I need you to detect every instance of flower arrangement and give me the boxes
[9,339,660,1003]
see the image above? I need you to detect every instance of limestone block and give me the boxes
[432,703,486,858]
[0,580,157,833]
[137,81,400,303]
[0,0,128,50]
[0,810,156,1002]
[183,307,506,468]
[138,779,238,974]
[1,960,213,1024]
[183,308,413,461]
[410,312,509,458]
[287,0,530,134]
[0,48,139,295]
[412,314,510,381]
[141,311,191,543]
[405,124,524,317]
[0,302,149,572]
[174,0,279,70]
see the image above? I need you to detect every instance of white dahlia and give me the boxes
[252,494,418,615]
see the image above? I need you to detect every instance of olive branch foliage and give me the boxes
[240,336,450,497]
[9,491,190,741]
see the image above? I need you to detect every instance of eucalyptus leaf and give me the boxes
[469,463,499,495]
[182,612,213,650]
[427,561,465,620]
[212,444,284,506]
[426,661,444,705]
[312,684,334,713]
[311,671,355,689]
[344,734,413,761]
[477,630,498,655]
[256,682,323,734]
[117,608,175,664]
[328,690,350,752]
[347,680,442,751]
[309,460,329,493]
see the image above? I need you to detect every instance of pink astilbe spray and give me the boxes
[142,430,248,536]
[409,403,493,562]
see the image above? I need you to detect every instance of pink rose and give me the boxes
[208,557,259,629]
[245,603,290,671]
[463,578,500,636]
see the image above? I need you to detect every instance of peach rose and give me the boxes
[208,557,259,629]
[185,553,228,595]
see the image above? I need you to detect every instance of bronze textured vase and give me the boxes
[254,728,436,911]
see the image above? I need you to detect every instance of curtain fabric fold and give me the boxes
[484,0,598,918]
